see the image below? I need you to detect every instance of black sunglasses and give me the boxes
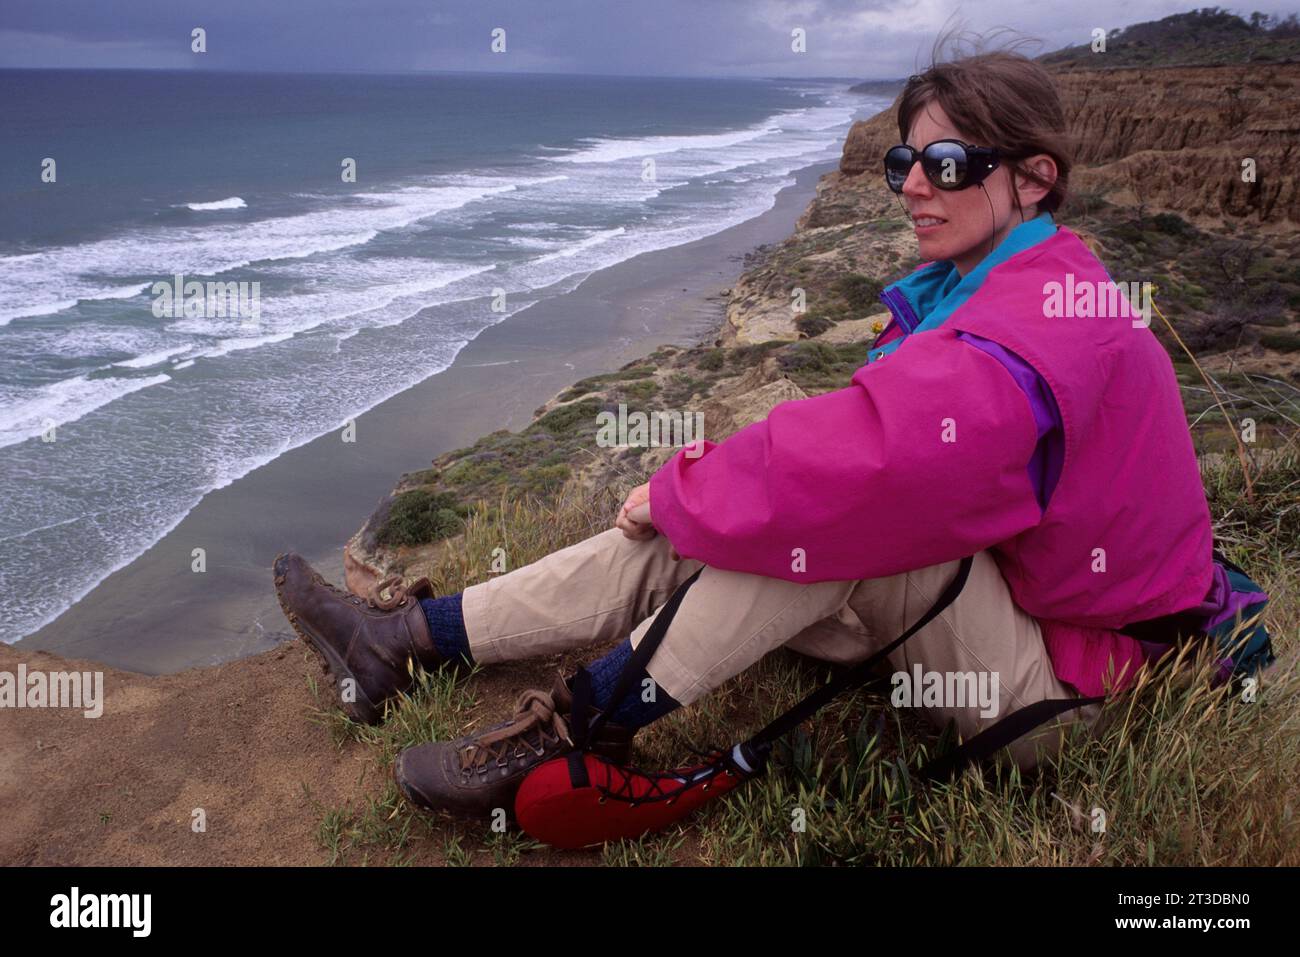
[883,139,1000,193]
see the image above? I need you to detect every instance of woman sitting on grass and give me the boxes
[274,48,1225,821]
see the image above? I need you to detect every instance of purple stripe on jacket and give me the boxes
[957,332,1063,513]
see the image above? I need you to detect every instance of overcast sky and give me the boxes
[2,1,1298,78]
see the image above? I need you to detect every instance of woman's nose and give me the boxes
[901,160,931,198]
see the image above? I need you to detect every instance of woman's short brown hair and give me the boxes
[897,47,1074,215]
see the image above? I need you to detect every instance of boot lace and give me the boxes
[459,689,572,773]
[362,574,422,611]
[307,568,422,611]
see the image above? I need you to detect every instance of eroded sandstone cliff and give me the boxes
[839,63,1300,226]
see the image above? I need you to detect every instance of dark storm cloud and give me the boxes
[1,0,1297,76]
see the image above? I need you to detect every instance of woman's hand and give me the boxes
[615,483,681,559]
[615,483,655,540]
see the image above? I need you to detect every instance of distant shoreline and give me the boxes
[17,158,839,674]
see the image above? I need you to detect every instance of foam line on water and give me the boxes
[179,197,247,211]
[0,373,172,449]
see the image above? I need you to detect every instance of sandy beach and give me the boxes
[16,160,837,674]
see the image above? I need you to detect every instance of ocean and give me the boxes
[0,68,889,644]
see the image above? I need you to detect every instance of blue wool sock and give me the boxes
[419,593,474,666]
[580,638,680,729]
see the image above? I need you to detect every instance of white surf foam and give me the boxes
[181,197,247,211]
[0,373,171,449]
[0,181,514,323]
[549,123,781,165]
[0,281,151,326]
[111,345,193,368]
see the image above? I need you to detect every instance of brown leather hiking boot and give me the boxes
[393,671,635,819]
[273,552,451,725]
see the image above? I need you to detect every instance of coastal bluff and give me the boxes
[839,63,1300,225]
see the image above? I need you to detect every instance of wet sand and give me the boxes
[17,160,836,673]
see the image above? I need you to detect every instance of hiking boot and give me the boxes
[393,671,635,819]
[273,552,449,725]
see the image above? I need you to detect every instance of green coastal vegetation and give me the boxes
[1040,7,1300,67]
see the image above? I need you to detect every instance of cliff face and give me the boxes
[840,63,1300,225]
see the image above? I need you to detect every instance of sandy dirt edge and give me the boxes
[0,643,373,865]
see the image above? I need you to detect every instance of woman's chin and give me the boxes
[917,233,979,266]
[915,235,950,262]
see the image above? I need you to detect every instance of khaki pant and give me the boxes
[461,528,1102,771]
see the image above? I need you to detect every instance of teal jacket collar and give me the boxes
[871,211,1058,362]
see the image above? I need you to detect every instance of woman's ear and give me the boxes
[1014,153,1057,208]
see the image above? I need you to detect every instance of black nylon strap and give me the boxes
[576,567,704,748]
[744,554,974,754]
[566,666,595,788]
[1118,610,1205,644]
[928,539,1243,781]
[917,692,1106,781]
[566,552,1106,790]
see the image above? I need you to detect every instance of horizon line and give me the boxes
[0,64,906,83]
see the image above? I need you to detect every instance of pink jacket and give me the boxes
[649,221,1214,697]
